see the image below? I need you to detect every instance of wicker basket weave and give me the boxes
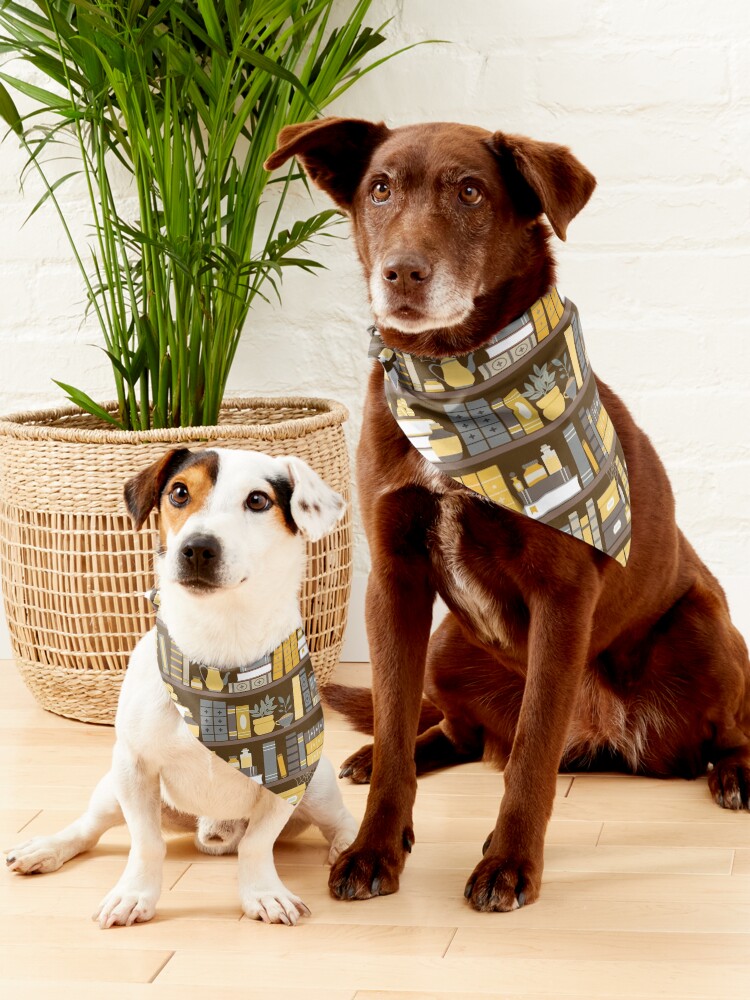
[0,397,352,724]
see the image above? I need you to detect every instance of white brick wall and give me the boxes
[1,0,748,658]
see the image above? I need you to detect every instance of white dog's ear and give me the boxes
[280,456,346,542]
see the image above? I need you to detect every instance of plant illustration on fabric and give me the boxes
[523,363,557,400]
[522,363,566,420]
[250,696,277,719]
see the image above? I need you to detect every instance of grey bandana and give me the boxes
[152,592,323,805]
[370,289,631,565]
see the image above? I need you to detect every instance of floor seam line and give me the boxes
[168,863,192,891]
[149,950,176,984]
[15,809,42,834]
[441,926,458,958]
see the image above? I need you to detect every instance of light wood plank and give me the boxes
[448,927,750,963]
[0,944,172,983]
[563,775,729,821]
[156,952,750,995]
[0,914,453,957]
[600,820,750,848]
[354,994,724,1000]
[6,986,353,1000]
[733,849,750,874]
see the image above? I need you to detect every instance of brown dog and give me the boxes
[266,119,750,912]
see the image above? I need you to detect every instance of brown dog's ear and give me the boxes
[486,132,596,241]
[265,116,391,209]
[124,448,191,530]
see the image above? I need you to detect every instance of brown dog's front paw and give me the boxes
[328,836,410,900]
[338,743,374,784]
[464,853,541,912]
[708,756,750,810]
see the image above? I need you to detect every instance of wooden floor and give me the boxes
[2,661,750,1000]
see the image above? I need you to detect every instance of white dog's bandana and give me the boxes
[151,593,323,806]
[370,289,631,565]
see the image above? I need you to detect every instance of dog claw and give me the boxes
[402,829,414,853]
[517,891,526,907]
[464,879,474,899]
[339,766,353,778]
[371,876,381,895]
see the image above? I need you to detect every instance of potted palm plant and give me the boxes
[0,0,413,722]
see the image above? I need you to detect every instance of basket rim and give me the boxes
[0,395,348,444]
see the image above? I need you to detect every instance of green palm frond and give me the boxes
[0,0,432,428]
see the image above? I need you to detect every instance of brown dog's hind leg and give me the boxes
[709,750,750,810]
[340,718,484,784]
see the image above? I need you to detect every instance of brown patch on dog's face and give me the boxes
[158,451,220,548]
[264,476,299,535]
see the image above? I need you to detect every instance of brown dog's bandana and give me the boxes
[370,289,631,565]
[151,592,324,805]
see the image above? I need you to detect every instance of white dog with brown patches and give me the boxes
[5,447,358,926]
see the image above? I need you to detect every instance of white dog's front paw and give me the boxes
[241,881,311,925]
[94,884,159,928]
[5,836,66,875]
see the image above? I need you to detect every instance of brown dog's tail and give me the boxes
[322,683,443,736]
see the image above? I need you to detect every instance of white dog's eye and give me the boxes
[169,482,190,507]
[245,490,272,512]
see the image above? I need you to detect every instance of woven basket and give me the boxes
[0,397,352,724]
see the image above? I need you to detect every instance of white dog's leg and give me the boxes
[238,791,307,925]
[296,756,359,864]
[6,771,124,875]
[94,743,165,929]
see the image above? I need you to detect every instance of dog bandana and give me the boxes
[151,592,324,805]
[370,288,631,565]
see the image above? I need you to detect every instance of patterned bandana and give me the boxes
[151,592,323,806]
[370,289,631,565]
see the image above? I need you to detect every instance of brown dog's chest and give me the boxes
[428,494,531,656]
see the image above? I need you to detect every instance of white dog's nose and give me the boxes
[180,534,220,570]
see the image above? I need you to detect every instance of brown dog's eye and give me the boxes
[246,491,272,512]
[370,181,391,203]
[459,185,483,205]
[169,482,190,507]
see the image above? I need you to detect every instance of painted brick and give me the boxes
[602,1,750,40]
[395,0,596,44]
[331,44,486,123]
[572,182,750,249]
[530,110,750,183]
[556,251,750,319]
[537,48,729,110]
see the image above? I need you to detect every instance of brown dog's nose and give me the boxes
[382,254,432,286]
